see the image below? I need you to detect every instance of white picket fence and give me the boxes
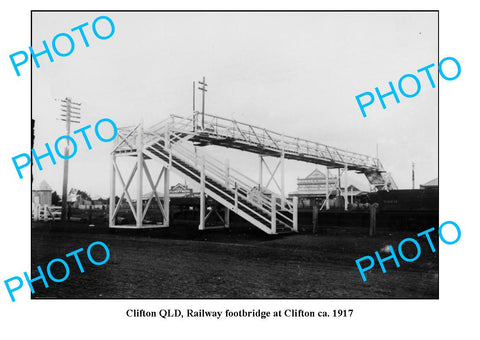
[32,204,61,221]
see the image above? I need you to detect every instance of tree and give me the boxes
[76,190,92,201]
[51,191,60,206]
[107,196,120,204]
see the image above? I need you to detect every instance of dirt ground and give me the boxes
[31,222,439,299]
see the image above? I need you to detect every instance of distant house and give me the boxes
[68,188,92,208]
[289,169,368,208]
[32,180,53,206]
[345,184,367,197]
[138,183,197,203]
[420,178,438,189]
[288,169,338,207]
[90,195,107,209]
[169,183,194,197]
[344,184,369,204]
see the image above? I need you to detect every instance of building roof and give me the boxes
[300,168,338,179]
[347,185,361,192]
[170,183,191,192]
[140,183,196,200]
[33,180,52,191]
[305,168,326,179]
[421,178,438,188]
[142,191,163,200]
[289,185,368,197]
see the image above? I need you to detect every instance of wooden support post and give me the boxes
[234,182,238,211]
[225,208,230,229]
[313,199,319,234]
[293,196,298,232]
[271,195,277,234]
[259,155,263,189]
[164,124,171,227]
[199,156,206,230]
[344,164,348,211]
[325,167,330,210]
[164,167,170,226]
[369,203,378,236]
[225,159,230,187]
[136,123,143,228]
[109,151,116,227]
[281,150,285,208]
[224,159,230,229]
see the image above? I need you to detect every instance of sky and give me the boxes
[31,11,438,198]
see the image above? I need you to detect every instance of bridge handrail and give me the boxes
[169,137,294,224]
[174,113,383,171]
[115,113,382,172]
[170,133,293,218]
[115,113,391,190]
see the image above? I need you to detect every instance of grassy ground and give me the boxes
[31,221,438,299]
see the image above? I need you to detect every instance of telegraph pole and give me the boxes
[193,81,196,112]
[198,77,208,130]
[412,162,415,189]
[192,81,196,130]
[58,97,81,221]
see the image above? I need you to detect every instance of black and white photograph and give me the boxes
[31,11,438,299]
[1,2,478,339]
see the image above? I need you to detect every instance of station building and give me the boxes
[289,169,368,208]
[32,180,53,206]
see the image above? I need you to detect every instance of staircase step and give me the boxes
[145,140,296,235]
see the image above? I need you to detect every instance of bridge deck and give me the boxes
[113,113,395,189]
[174,113,384,173]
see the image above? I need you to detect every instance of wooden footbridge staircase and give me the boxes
[109,113,395,234]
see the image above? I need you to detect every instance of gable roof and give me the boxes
[346,184,361,192]
[305,168,325,179]
[33,180,52,191]
[171,183,189,190]
[421,178,438,187]
[142,191,162,200]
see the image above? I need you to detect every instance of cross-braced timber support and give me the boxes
[258,152,286,207]
[318,164,350,211]
[110,110,398,234]
[197,156,231,230]
[109,122,170,229]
